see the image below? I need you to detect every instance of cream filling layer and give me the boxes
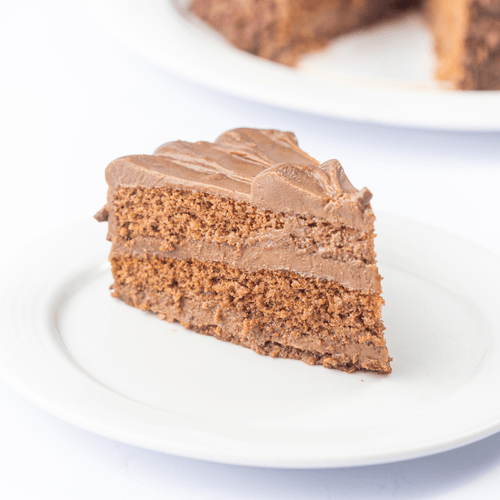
[111,236,382,293]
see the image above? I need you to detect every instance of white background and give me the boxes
[1,1,500,498]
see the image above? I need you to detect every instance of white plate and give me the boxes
[1,215,500,467]
[87,0,500,130]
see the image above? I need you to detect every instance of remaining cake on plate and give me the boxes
[190,0,500,90]
[426,0,500,90]
[95,128,391,374]
[191,0,412,66]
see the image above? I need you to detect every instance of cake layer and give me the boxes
[111,254,390,374]
[113,187,376,263]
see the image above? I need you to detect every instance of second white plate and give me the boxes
[1,214,500,467]
[87,0,500,130]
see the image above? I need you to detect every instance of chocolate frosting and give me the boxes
[104,128,375,231]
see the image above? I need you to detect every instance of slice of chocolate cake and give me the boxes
[95,128,391,374]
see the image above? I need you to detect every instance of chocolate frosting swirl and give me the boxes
[104,128,374,231]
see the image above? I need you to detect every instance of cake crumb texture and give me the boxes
[113,186,376,264]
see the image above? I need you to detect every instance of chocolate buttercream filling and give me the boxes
[111,236,382,293]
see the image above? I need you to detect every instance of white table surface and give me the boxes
[2,1,500,498]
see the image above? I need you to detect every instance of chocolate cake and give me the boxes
[190,0,412,66]
[426,0,500,90]
[95,128,391,374]
[190,0,500,90]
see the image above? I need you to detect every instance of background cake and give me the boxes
[427,0,500,90]
[191,0,500,90]
[96,128,391,374]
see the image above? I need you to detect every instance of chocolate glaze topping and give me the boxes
[104,128,375,232]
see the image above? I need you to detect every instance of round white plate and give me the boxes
[1,216,500,468]
[87,0,500,130]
